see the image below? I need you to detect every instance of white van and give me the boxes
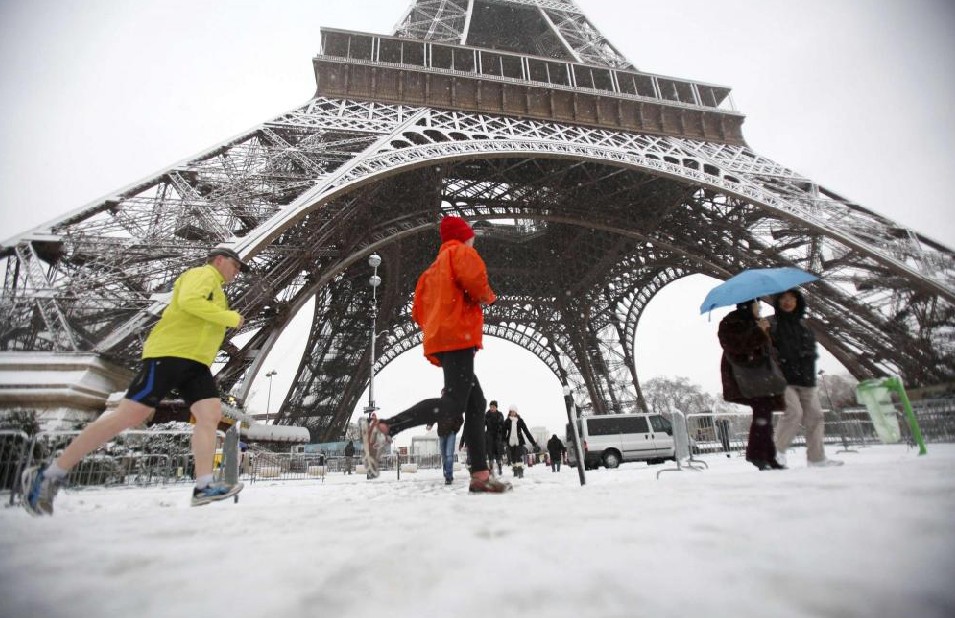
[566,413,675,469]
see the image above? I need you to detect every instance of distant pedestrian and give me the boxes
[343,440,355,474]
[717,299,786,471]
[239,441,251,475]
[502,404,539,478]
[428,413,464,485]
[359,216,511,493]
[484,400,505,475]
[21,247,249,514]
[547,434,566,472]
[715,418,732,457]
[769,289,843,468]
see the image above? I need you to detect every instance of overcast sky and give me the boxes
[1,1,953,442]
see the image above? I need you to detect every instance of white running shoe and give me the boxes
[191,482,243,506]
[808,458,844,468]
[21,465,62,516]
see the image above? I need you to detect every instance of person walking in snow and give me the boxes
[717,299,786,471]
[547,434,566,472]
[343,440,355,474]
[427,413,464,485]
[502,404,539,478]
[359,216,511,493]
[769,289,843,468]
[484,400,505,475]
[21,247,249,514]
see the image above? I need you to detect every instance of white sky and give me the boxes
[2,444,954,617]
[1,1,953,442]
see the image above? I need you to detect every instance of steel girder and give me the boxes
[394,0,632,69]
[2,92,953,440]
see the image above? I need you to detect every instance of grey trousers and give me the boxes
[775,385,827,463]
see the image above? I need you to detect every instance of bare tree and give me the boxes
[642,376,715,415]
[342,422,361,442]
[818,373,859,410]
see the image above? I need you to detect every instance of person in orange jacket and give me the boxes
[360,216,512,493]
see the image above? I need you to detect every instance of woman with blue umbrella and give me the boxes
[707,267,816,470]
[717,299,787,470]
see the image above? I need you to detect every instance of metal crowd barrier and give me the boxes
[246,450,451,483]
[1,430,31,504]
[2,429,225,504]
[684,397,955,457]
[5,397,951,495]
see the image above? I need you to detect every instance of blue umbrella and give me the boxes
[700,267,818,314]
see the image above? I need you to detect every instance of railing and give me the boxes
[247,450,450,483]
[1,429,225,504]
[684,397,955,457]
[319,29,737,113]
[0,430,31,499]
[4,397,951,495]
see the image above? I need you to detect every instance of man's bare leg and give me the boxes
[188,398,244,505]
[54,399,154,470]
[189,397,222,479]
[21,399,153,514]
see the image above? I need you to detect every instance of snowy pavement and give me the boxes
[2,444,954,618]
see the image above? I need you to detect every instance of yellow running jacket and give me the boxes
[141,264,242,366]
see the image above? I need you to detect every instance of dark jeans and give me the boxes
[746,398,778,463]
[381,348,488,473]
[486,436,504,470]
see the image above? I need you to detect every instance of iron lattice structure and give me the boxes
[2,0,953,441]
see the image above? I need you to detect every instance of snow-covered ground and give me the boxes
[2,444,954,618]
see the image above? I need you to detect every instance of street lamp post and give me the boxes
[365,254,382,416]
[562,384,586,486]
[364,254,397,479]
[265,369,278,424]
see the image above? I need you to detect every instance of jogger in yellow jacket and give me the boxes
[143,263,242,365]
[22,247,249,514]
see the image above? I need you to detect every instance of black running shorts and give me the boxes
[124,357,219,408]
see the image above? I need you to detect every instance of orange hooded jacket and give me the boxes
[412,239,497,366]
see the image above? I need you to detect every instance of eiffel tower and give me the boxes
[1,0,953,440]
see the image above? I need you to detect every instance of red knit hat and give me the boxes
[439,216,475,243]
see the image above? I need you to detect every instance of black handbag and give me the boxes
[728,347,788,398]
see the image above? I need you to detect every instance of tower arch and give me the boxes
[2,1,952,438]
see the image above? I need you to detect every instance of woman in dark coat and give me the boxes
[502,405,538,478]
[718,299,786,470]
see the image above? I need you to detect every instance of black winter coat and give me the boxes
[717,306,786,411]
[502,416,537,448]
[769,290,818,387]
[547,435,566,458]
[485,409,505,441]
